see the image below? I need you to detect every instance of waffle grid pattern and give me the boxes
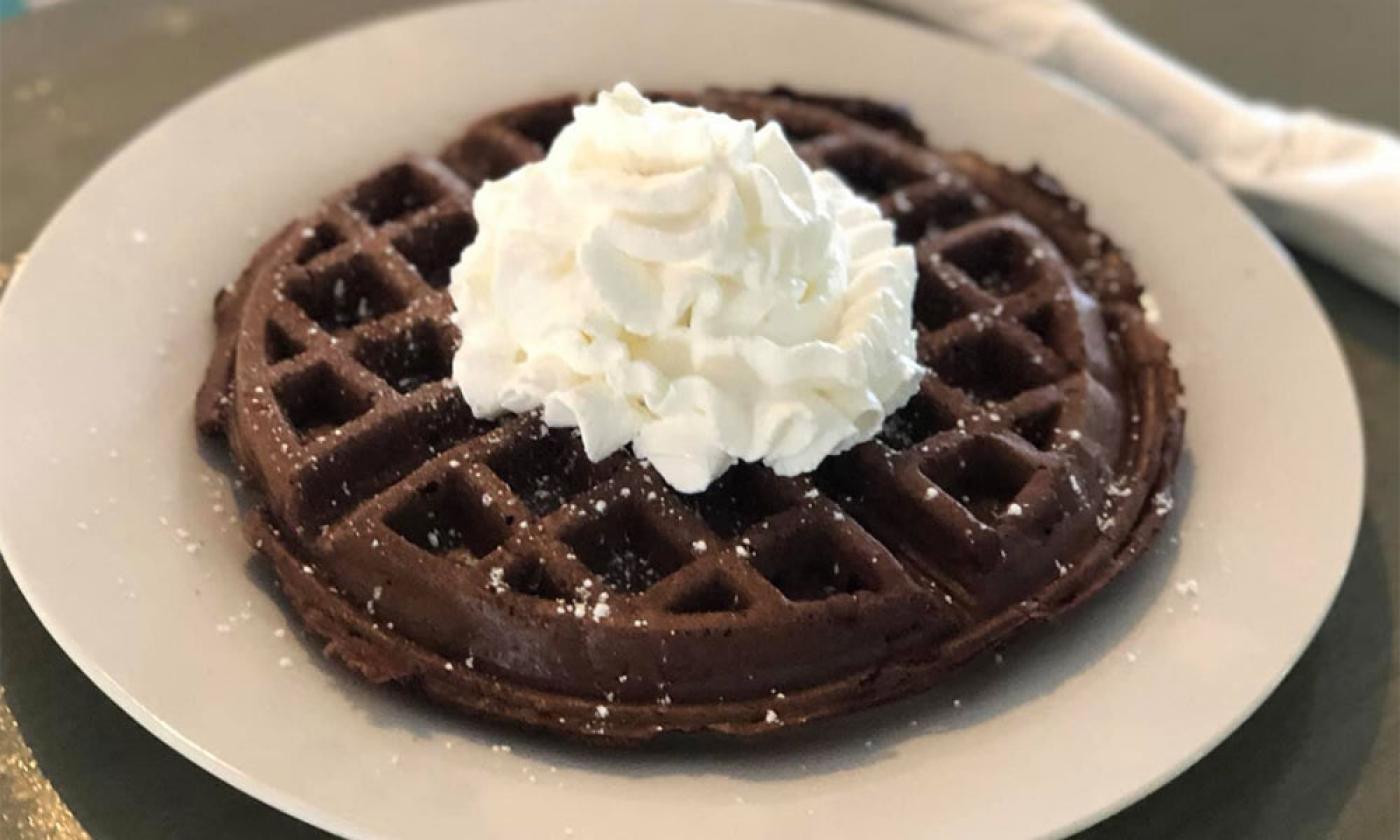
[199,88,1182,739]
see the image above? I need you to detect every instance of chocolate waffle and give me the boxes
[196,88,1183,742]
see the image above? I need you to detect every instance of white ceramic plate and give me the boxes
[0,1,1363,838]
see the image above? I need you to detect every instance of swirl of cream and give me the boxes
[449,83,922,493]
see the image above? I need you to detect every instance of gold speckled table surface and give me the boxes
[0,1,1395,837]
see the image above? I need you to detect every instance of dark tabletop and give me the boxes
[0,1,1395,837]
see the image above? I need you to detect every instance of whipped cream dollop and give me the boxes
[449,83,922,493]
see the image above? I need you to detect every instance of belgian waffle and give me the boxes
[196,88,1183,742]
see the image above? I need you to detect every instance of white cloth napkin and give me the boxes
[853,0,1400,302]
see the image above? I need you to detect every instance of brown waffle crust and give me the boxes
[196,88,1183,743]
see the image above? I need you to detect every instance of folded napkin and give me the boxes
[854,0,1400,302]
